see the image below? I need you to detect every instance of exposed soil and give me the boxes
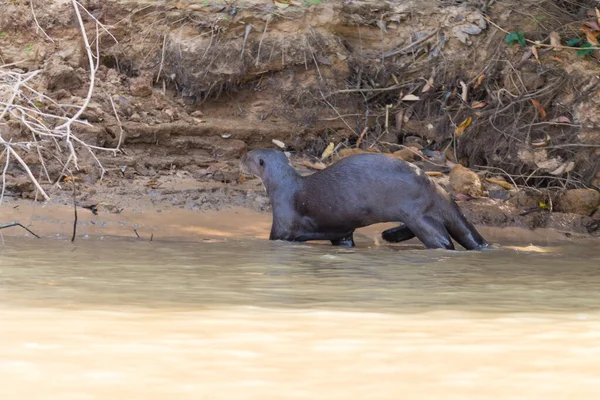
[0,0,599,239]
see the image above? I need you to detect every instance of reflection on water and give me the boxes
[0,238,600,399]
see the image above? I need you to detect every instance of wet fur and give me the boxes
[240,149,488,250]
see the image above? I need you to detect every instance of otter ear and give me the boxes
[259,158,264,166]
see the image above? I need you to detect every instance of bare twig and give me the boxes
[255,16,270,67]
[383,30,439,58]
[70,171,77,242]
[0,222,41,239]
[156,32,168,83]
[30,0,54,43]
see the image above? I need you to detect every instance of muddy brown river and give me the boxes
[1,238,600,399]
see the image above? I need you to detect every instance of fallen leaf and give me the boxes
[549,31,561,50]
[584,20,600,32]
[471,101,487,109]
[455,116,472,136]
[556,115,571,123]
[485,177,513,190]
[63,176,80,183]
[564,161,575,173]
[551,56,564,63]
[175,2,186,9]
[321,142,335,160]
[401,94,420,101]
[531,134,551,148]
[422,77,434,93]
[300,159,327,170]
[585,30,600,46]
[549,162,567,176]
[274,0,289,9]
[473,74,486,89]
[272,139,286,148]
[531,99,547,120]
[460,80,468,102]
[531,45,541,64]
[425,171,444,177]
[539,201,550,209]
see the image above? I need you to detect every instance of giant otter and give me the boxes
[240,149,488,250]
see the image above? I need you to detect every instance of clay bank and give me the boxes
[0,0,598,242]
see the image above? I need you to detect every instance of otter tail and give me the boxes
[381,224,416,243]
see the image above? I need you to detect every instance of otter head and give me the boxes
[240,149,291,180]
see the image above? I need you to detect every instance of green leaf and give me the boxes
[577,42,595,57]
[567,37,582,47]
[0,32,6,37]
[505,31,526,47]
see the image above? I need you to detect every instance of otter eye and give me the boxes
[259,158,264,166]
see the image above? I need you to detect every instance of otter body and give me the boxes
[240,149,488,250]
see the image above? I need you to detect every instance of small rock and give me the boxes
[46,64,81,91]
[80,102,104,123]
[557,189,600,215]
[129,72,153,97]
[402,136,425,148]
[593,171,600,188]
[488,189,511,201]
[379,130,399,144]
[449,164,483,197]
[190,110,204,118]
[511,189,546,209]
[390,147,418,162]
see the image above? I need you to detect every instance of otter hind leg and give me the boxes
[404,217,455,250]
[381,225,416,243]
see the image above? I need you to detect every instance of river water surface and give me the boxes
[1,238,599,399]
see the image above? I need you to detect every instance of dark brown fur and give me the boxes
[240,149,488,250]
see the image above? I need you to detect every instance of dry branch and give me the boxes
[0,1,122,202]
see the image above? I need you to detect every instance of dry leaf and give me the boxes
[531,134,551,148]
[274,0,289,9]
[422,77,434,93]
[549,31,561,50]
[531,99,547,120]
[321,142,335,160]
[460,80,468,103]
[585,31,600,46]
[551,56,564,63]
[175,2,187,9]
[485,177,513,190]
[531,45,541,64]
[556,116,571,123]
[401,94,420,101]
[455,116,472,136]
[564,161,575,173]
[300,160,327,170]
[272,139,286,149]
[472,101,487,109]
[473,74,486,89]
[425,171,444,177]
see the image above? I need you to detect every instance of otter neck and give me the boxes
[261,163,301,204]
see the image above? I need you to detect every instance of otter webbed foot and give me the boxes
[331,236,355,247]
